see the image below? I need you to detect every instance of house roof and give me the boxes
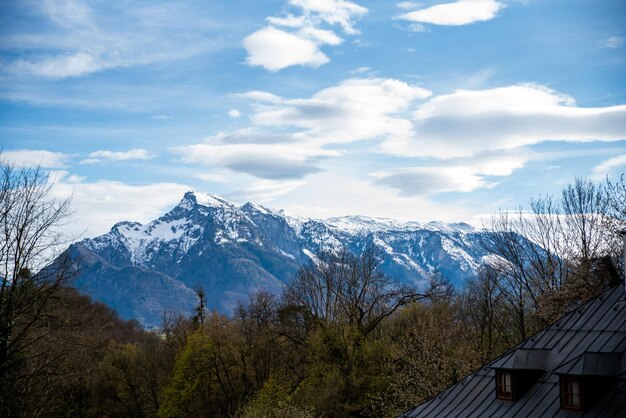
[401,285,626,417]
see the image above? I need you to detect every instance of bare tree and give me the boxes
[462,265,510,362]
[283,245,436,338]
[481,209,546,339]
[160,309,192,348]
[561,178,612,262]
[606,173,626,226]
[482,177,620,333]
[236,291,279,389]
[606,173,626,277]
[0,160,74,416]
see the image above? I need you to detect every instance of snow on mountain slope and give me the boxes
[67,191,496,327]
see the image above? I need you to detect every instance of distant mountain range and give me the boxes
[63,191,500,327]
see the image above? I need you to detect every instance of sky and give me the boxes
[1,0,625,238]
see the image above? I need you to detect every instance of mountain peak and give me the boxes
[112,220,143,231]
[182,191,234,209]
[74,190,501,326]
[241,201,272,215]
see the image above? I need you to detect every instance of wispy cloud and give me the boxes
[49,171,190,236]
[2,0,226,79]
[397,1,423,11]
[351,66,372,74]
[598,36,625,49]
[243,0,367,71]
[196,172,227,183]
[274,170,472,222]
[12,51,100,79]
[289,0,368,35]
[397,0,505,26]
[2,149,72,168]
[79,149,155,165]
[408,23,427,32]
[592,154,626,179]
[228,109,242,118]
[227,179,305,203]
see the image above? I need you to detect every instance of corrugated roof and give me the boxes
[401,285,626,417]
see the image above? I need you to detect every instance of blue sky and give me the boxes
[1,0,625,237]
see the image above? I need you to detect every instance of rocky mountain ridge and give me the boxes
[67,191,497,327]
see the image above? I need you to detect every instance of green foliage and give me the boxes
[373,300,483,416]
[159,332,216,418]
[240,378,313,418]
[159,314,251,418]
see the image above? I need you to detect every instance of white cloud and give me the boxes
[227,179,305,203]
[251,78,432,145]
[79,149,154,165]
[274,170,472,222]
[228,109,242,118]
[176,79,625,199]
[243,26,331,71]
[468,150,530,176]
[152,114,173,120]
[4,1,225,79]
[204,129,298,145]
[599,36,625,49]
[196,172,227,183]
[289,0,368,35]
[370,149,531,195]
[464,67,496,88]
[267,14,307,28]
[243,0,367,71]
[408,23,427,32]
[544,165,560,171]
[171,142,339,180]
[298,26,344,45]
[352,66,372,74]
[44,0,93,29]
[398,0,504,26]
[12,51,100,79]
[397,2,423,10]
[237,91,283,103]
[49,171,191,237]
[382,84,626,159]
[592,154,626,179]
[372,166,490,195]
[174,78,430,180]
[2,149,72,168]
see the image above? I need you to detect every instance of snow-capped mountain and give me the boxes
[65,191,497,327]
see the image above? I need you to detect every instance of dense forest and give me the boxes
[1,160,624,417]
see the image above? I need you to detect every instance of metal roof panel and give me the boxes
[404,286,626,417]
